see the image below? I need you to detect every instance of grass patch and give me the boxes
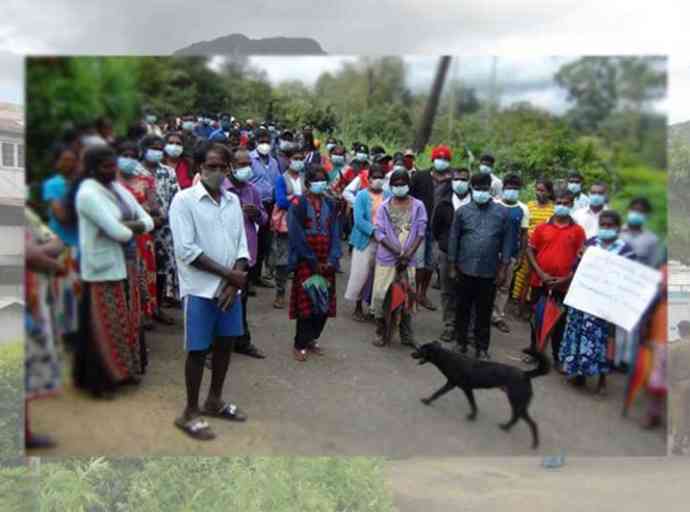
[31,457,395,512]
[0,341,23,458]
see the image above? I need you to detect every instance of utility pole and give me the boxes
[484,56,497,132]
[413,55,452,153]
[448,58,458,141]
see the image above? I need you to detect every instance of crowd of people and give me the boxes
[26,110,668,444]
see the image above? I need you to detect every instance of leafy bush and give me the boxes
[0,341,23,457]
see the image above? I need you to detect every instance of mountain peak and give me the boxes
[174,33,327,56]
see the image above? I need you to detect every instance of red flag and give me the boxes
[537,294,564,352]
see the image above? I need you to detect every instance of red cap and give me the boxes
[431,144,452,160]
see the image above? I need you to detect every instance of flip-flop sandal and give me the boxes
[235,345,267,359]
[154,313,176,325]
[419,299,437,311]
[202,402,247,422]
[175,417,216,441]
[294,348,308,361]
[308,343,324,355]
[493,321,511,333]
[352,311,367,322]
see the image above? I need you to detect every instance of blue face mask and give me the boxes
[164,144,183,158]
[145,149,164,163]
[355,152,369,162]
[310,181,328,194]
[598,228,618,241]
[326,143,336,152]
[331,155,345,167]
[118,156,139,175]
[472,190,491,204]
[290,160,305,173]
[182,121,194,131]
[391,185,410,198]
[627,211,646,227]
[145,115,157,124]
[433,159,450,172]
[589,193,606,207]
[479,164,492,174]
[554,204,571,217]
[233,166,252,182]
[502,189,519,202]
[452,179,469,195]
[567,182,581,194]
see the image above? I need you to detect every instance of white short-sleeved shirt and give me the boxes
[573,193,590,212]
[169,182,250,299]
[490,174,503,198]
[572,205,608,239]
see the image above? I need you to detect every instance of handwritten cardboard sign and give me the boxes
[564,246,662,331]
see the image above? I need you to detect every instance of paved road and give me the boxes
[32,255,665,456]
[387,457,688,511]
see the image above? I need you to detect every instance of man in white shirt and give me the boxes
[169,142,250,441]
[572,182,608,239]
[479,154,503,198]
[567,170,590,211]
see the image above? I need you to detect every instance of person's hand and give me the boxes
[538,270,555,285]
[549,275,569,287]
[496,268,507,288]
[224,268,248,289]
[123,220,146,234]
[242,204,260,221]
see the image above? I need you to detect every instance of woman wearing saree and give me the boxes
[73,145,154,398]
[371,169,427,347]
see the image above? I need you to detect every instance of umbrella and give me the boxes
[303,274,331,316]
[383,270,413,343]
[533,291,564,352]
[622,342,653,416]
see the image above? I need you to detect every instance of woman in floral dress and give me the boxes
[559,210,636,394]
[25,208,65,449]
[141,135,180,323]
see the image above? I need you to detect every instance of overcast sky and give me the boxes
[240,55,576,114]
[0,0,688,122]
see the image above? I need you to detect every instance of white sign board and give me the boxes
[564,246,662,331]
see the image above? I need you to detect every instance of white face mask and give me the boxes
[370,178,384,191]
[257,143,271,155]
[233,166,253,182]
[164,144,183,158]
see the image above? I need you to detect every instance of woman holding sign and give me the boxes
[559,210,636,395]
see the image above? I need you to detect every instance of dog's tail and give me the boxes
[522,348,551,379]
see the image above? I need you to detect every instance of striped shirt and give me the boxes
[526,201,555,234]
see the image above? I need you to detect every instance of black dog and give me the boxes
[411,341,550,449]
